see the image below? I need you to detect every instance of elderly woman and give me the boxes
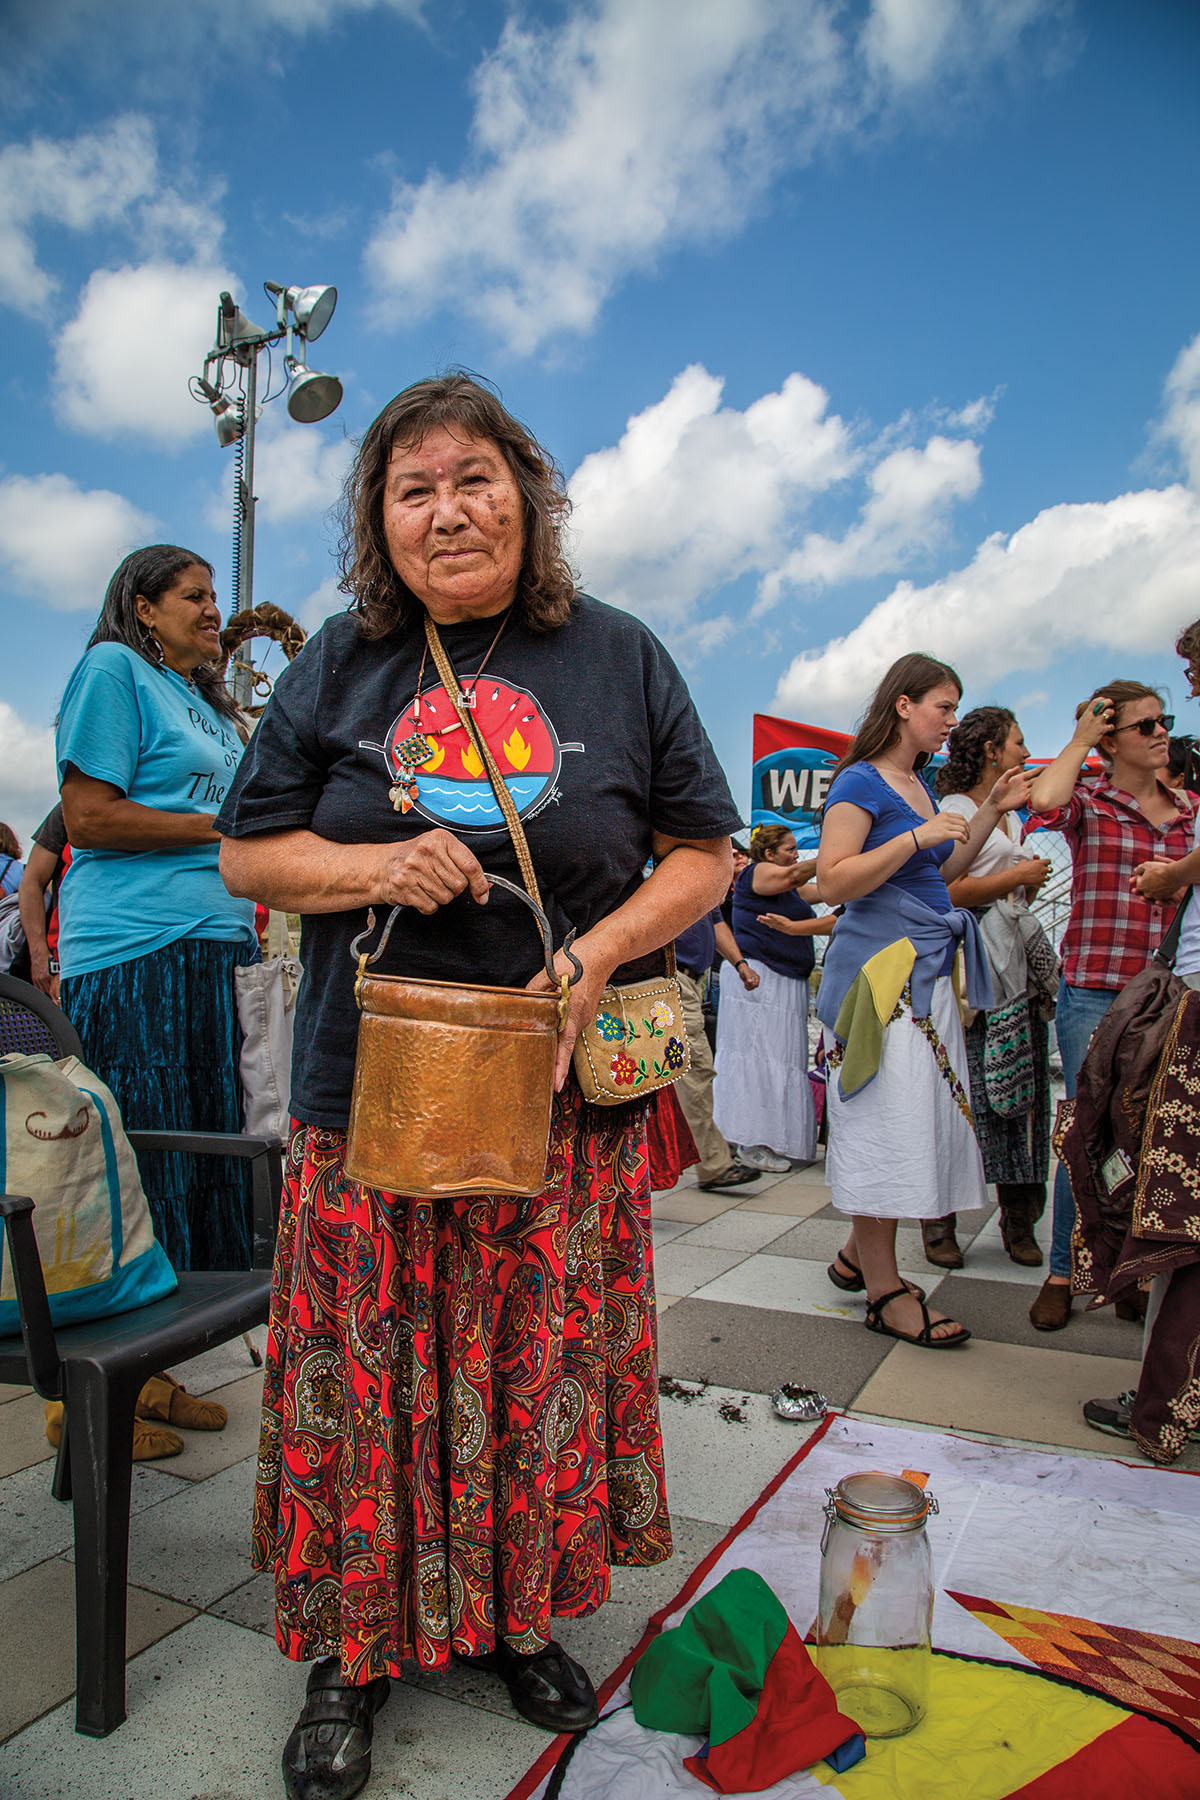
[216,374,739,1800]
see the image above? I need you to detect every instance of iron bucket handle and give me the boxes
[349,874,584,1019]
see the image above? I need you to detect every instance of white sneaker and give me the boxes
[737,1144,791,1173]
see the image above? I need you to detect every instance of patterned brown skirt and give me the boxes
[251,1084,672,1679]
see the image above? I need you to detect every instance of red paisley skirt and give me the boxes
[251,1085,672,1679]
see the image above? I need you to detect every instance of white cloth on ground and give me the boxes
[825,973,987,1219]
[713,959,816,1162]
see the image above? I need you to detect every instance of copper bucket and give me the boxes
[343,875,581,1197]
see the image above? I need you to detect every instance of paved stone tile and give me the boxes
[0,1613,316,1798]
[734,1181,830,1218]
[950,1211,1049,1287]
[0,1391,53,1479]
[649,1216,694,1245]
[657,1298,894,1407]
[0,1559,194,1742]
[655,1292,683,1313]
[208,1569,274,1636]
[151,1371,266,1483]
[672,1209,795,1254]
[854,1337,1147,1455]
[0,1383,31,1404]
[650,1189,736,1224]
[935,1274,1145,1358]
[650,1242,745,1299]
[86,1457,260,1609]
[766,1215,927,1276]
[691,1250,942,1320]
[657,1382,813,1527]
[0,1459,191,1584]
[170,1329,268,1396]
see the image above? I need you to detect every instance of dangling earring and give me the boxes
[141,627,164,667]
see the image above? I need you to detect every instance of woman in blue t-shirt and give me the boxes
[713,824,834,1169]
[816,653,1029,1350]
[56,545,258,1278]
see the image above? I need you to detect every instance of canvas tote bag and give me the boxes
[0,1052,177,1331]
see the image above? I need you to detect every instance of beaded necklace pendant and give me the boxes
[388,731,434,813]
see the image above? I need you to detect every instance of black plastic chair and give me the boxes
[0,973,281,1736]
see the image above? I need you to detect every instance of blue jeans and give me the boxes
[1050,980,1119,1276]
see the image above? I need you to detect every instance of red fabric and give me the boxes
[252,1087,672,1680]
[646,1086,699,1190]
[46,843,70,956]
[1024,776,1196,988]
[1007,1711,1200,1797]
[753,713,850,762]
[683,1624,860,1793]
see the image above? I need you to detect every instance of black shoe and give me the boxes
[469,1639,599,1733]
[282,1658,391,1800]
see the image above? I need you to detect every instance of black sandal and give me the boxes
[864,1285,970,1350]
[282,1658,391,1800]
[467,1639,599,1733]
[827,1253,925,1303]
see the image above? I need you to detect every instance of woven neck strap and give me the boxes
[423,612,542,911]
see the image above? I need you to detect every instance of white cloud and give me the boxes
[862,0,1048,91]
[364,0,1057,354]
[254,417,354,526]
[0,116,156,314]
[1,0,424,103]
[773,483,1200,725]
[295,577,346,634]
[0,702,59,851]
[759,435,982,603]
[52,259,239,447]
[0,473,153,610]
[1162,330,1200,491]
[568,364,983,624]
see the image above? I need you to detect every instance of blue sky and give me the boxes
[1,0,1198,844]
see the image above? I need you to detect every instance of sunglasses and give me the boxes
[1111,713,1173,737]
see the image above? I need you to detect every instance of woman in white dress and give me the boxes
[816,655,1029,1348]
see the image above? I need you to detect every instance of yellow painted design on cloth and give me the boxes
[813,1653,1128,1799]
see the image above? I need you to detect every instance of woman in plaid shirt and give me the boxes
[1024,681,1198,1331]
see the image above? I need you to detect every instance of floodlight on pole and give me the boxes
[189,278,342,706]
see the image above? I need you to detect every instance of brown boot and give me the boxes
[999,1182,1045,1267]
[45,1400,184,1461]
[1114,1288,1149,1323]
[921,1216,963,1269]
[136,1371,228,1432]
[1029,1278,1071,1331]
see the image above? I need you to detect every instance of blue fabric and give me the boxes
[60,936,258,1270]
[1049,979,1119,1277]
[816,885,993,1039]
[675,907,720,974]
[0,1063,177,1334]
[0,857,22,896]
[731,866,817,979]
[56,643,257,977]
[825,763,955,913]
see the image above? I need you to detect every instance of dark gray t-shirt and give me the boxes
[216,597,741,1126]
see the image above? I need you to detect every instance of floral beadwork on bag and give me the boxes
[573,976,692,1105]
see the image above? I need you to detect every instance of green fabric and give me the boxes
[833,939,916,1096]
[630,1568,789,1749]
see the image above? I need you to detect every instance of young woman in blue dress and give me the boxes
[816,654,1030,1349]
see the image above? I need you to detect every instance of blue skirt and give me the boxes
[61,936,258,1271]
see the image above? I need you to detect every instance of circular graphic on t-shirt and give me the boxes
[375,676,572,832]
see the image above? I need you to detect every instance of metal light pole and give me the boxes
[191,282,342,708]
